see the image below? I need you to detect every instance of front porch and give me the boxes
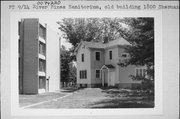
[100,64,116,87]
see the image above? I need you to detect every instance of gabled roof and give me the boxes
[74,37,130,53]
[104,64,115,69]
[101,64,115,70]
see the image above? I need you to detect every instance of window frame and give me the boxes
[80,70,87,79]
[95,69,100,78]
[81,53,84,62]
[109,50,112,60]
[95,51,101,61]
[135,68,146,77]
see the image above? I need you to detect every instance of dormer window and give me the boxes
[95,51,100,61]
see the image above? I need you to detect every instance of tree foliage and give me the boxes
[57,18,124,47]
[121,18,154,66]
[118,18,154,78]
[117,18,154,92]
[60,45,71,84]
[61,45,77,86]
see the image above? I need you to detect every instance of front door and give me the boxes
[102,68,108,86]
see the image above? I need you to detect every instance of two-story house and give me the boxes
[75,37,145,89]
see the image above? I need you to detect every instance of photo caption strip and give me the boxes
[8,0,179,11]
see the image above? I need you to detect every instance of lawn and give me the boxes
[88,88,154,108]
[24,88,154,108]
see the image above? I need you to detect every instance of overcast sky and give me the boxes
[40,18,73,50]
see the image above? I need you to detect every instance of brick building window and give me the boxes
[39,43,46,56]
[39,60,46,72]
[39,24,46,39]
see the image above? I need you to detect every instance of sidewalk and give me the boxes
[19,92,67,108]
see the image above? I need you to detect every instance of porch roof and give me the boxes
[101,64,115,69]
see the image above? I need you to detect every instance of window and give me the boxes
[81,54,84,62]
[39,60,46,72]
[96,70,100,78]
[39,77,46,89]
[121,53,129,58]
[39,43,46,56]
[135,68,146,77]
[39,24,46,39]
[80,70,87,79]
[109,51,112,60]
[95,51,100,61]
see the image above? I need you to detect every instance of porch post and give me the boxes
[108,69,110,87]
[102,70,104,86]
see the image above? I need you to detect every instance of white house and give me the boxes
[75,37,145,89]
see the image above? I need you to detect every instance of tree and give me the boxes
[60,45,71,87]
[117,18,154,92]
[57,18,123,47]
[68,62,77,86]
[61,45,77,87]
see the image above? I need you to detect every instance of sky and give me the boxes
[40,18,72,50]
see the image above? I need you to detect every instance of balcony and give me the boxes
[39,24,46,41]
[39,59,46,72]
[38,71,46,76]
[39,54,46,60]
[39,36,46,44]
[39,42,46,59]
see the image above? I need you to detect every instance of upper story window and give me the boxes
[109,51,112,60]
[96,70,100,78]
[81,53,84,62]
[135,68,146,77]
[39,59,46,72]
[39,24,46,40]
[39,43,46,56]
[95,51,100,61]
[121,53,129,58]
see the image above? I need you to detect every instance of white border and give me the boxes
[10,11,162,116]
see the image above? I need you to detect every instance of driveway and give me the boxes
[23,88,154,109]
